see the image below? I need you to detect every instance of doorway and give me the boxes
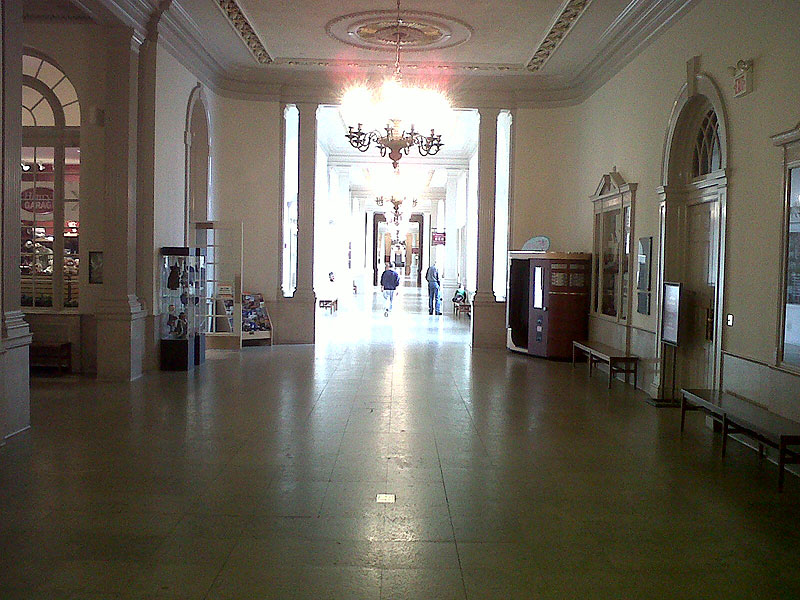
[658,76,728,397]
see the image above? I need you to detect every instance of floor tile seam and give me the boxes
[317,393,362,518]
[453,378,492,460]
[200,532,241,600]
[432,432,469,600]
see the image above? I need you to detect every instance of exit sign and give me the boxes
[733,71,752,98]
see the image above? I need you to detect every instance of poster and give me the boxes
[661,282,681,346]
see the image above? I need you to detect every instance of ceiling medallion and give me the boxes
[215,0,272,64]
[327,10,471,52]
[527,0,592,72]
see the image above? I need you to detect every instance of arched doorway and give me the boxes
[658,73,728,397]
[185,84,210,245]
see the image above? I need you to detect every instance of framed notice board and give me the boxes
[661,282,681,346]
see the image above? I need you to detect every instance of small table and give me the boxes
[681,388,800,491]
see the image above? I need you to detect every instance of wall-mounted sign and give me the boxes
[432,231,446,245]
[729,59,753,98]
[661,282,681,346]
[522,235,551,252]
[21,187,54,214]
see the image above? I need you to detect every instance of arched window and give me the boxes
[21,51,81,309]
[692,108,722,178]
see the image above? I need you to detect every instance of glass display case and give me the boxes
[160,247,205,370]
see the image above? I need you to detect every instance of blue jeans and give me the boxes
[383,289,395,310]
[428,281,441,314]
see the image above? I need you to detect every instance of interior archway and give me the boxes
[185,84,210,245]
[658,74,728,398]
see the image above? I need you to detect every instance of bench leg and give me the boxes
[633,361,638,390]
[680,395,687,433]
[572,345,576,369]
[588,354,593,378]
[778,439,787,492]
[721,414,729,458]
[758,443,764,460]
[608,361,613,389]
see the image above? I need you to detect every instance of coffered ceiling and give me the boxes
[53,0,698,104]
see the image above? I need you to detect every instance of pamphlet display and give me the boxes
[242,293,272,345]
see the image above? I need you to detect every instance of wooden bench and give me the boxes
[29,342,71,373]
[680,388,800,491]
[572,340,639,389]
[453,300,470,317]
[318,298,338,313]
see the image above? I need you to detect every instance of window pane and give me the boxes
[64,147,80,308]
[620,205,631,320]
[21,147,55,308]
[783,167,800,365]
[601,208,620,317]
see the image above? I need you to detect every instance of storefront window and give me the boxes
[21,52,81,310]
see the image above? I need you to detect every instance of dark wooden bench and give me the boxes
[681,388,800,491]
[572,340,638,389]
[29,341,71,373]
[318,298,338,313]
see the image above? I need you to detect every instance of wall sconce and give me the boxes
[727,59,753,98]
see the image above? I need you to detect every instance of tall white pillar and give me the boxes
[96,27,147,380]
[443,169,460,285]
[472,107,506,348]
[1,0,32,440]
[274,101,317,344]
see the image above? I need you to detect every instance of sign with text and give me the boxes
[432,231,446,245]
[661,282,682,346]
[21,186,54,214]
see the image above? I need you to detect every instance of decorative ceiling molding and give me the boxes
[214,0,272,64]
[83,0,701,108]
[275,57,521,73]
[527,0,592,72]
[326,10,471,52]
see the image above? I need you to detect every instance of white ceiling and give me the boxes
[60,0,698,103]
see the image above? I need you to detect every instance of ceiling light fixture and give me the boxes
[341,0,450,169]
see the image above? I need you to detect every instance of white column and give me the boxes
[443,169,459,285]
[274,101,317,344]
[95,26,147,380]
[1,0,32,440]
[472,107,506,348]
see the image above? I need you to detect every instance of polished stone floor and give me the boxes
[2,287,799,599]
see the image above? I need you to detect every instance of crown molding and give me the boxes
[87,0,700,108]
[562,0,701,102]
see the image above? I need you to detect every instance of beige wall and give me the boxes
[208,94,281,301]
[512,0,800,368]
[151,44,207,313]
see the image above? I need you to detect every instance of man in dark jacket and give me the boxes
[425,263,442,315]
[380,262,400,317]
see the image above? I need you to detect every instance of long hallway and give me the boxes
[1,290,799,598]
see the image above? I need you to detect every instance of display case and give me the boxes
[507,251,591,359]
[160,247,205,370]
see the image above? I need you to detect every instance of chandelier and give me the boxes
[341,0,450,169]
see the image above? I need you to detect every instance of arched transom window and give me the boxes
[692,108,722,178]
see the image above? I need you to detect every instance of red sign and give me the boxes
[432,232,446,245]
[21,187,54,214]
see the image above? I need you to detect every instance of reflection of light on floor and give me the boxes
[315,286,471,350]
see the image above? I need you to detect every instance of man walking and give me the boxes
[380,262,400,317]
[425,262,442,315]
